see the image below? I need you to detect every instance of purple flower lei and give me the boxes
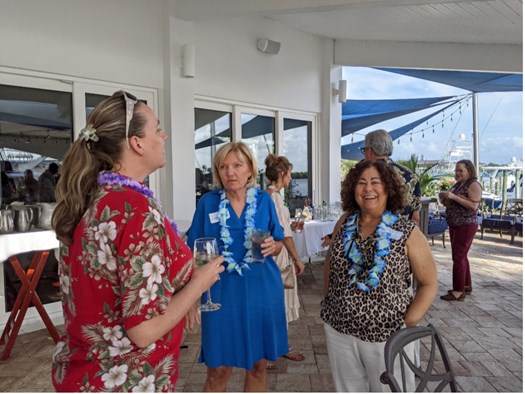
[97,171,178,234]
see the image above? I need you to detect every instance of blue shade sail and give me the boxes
[341,96,455,137]
[375,68,523,93]
[341,101,458,160]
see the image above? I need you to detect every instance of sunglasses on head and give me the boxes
[116,90,138,149]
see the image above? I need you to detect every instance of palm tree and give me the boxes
[397,154,438,196]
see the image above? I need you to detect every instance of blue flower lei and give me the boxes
[218,187,257,275]
[342,210,398,292]
[97,172,178,234]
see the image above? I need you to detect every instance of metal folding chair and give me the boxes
[380,324,458,392]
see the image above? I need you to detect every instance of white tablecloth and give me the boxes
[0,230,60,320]
[292,220,336,260]
[0,230,59,263]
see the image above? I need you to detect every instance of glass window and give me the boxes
[0,84,72,312]
[0,84,72,206]
[241,112,275,188]
[283,118,312,214]
[85,93,109,118]
[194,108,232,201]
[85,92,153,186]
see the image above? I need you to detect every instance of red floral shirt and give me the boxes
[52,184,193,392]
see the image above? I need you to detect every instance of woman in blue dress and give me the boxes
[186,141,288,391]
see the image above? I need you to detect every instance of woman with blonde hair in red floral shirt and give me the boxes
[51,91,223,392]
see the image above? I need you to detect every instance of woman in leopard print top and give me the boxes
[320,160,437,392]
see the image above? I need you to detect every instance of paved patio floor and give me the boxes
[0,230,522,392]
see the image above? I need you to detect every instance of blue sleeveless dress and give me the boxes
[186,189,288,369]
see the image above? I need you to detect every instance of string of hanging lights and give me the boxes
[349,94,471,145]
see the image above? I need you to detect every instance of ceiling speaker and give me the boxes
[257,38,281,55]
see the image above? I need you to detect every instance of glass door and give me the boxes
[241,111,275,189]
[282,117,312,214]
[0,73,73,316]
[194,107,232,202]
[193,102,317,210]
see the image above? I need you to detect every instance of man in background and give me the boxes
[38,162,59,202]
[321,129,421,247]
[361,129,421,224]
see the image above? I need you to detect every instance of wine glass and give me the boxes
[193,237,221,312]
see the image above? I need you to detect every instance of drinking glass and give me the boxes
[251,229,270,263]
[291,217,304,233]
[194,237,221,312]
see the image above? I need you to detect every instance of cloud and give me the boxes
[479,136,523,164]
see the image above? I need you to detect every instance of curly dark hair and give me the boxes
[341,160,407,214]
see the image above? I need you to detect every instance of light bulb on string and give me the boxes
[441,121,444,128]
[410,135,412,142]
[432,126,435,133]
[422,131,425,138]
[397,138,400,145]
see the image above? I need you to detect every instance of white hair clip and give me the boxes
[79,124,99,142]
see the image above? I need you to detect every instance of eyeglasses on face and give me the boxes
[359,146,370,154]
[117,90,138,149]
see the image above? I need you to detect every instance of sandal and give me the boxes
[283,348,305,361]
[440,292,465,301]
[447,286,472,295]
[266,361,277,370]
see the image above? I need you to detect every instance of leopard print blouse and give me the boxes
[445,178,480,226]
[320,214,416,343]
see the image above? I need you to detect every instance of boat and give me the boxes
[429,134,522,210]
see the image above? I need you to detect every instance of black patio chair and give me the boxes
[380,324,458,392]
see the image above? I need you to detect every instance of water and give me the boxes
[290,178,308,197]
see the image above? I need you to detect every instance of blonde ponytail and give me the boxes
[52,91,145,244]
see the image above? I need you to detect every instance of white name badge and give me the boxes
[209,210,229,224]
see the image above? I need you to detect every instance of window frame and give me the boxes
[194,98,318,203]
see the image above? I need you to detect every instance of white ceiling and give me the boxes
[174,0,522,45]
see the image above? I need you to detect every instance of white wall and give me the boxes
[192,16,323,113]
[335,39,522,73]
[165,15,198,222]
[167,14,329,221]
[0,0,165,89]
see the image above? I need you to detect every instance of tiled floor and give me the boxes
[0,231,522,392]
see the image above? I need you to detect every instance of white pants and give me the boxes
[324,323,415,392]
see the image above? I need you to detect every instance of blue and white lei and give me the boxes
[218,187,257,275]
[343,210,398,292]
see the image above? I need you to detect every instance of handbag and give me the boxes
[280,260,296,289]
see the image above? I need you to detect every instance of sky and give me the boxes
[342,67,523,165]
